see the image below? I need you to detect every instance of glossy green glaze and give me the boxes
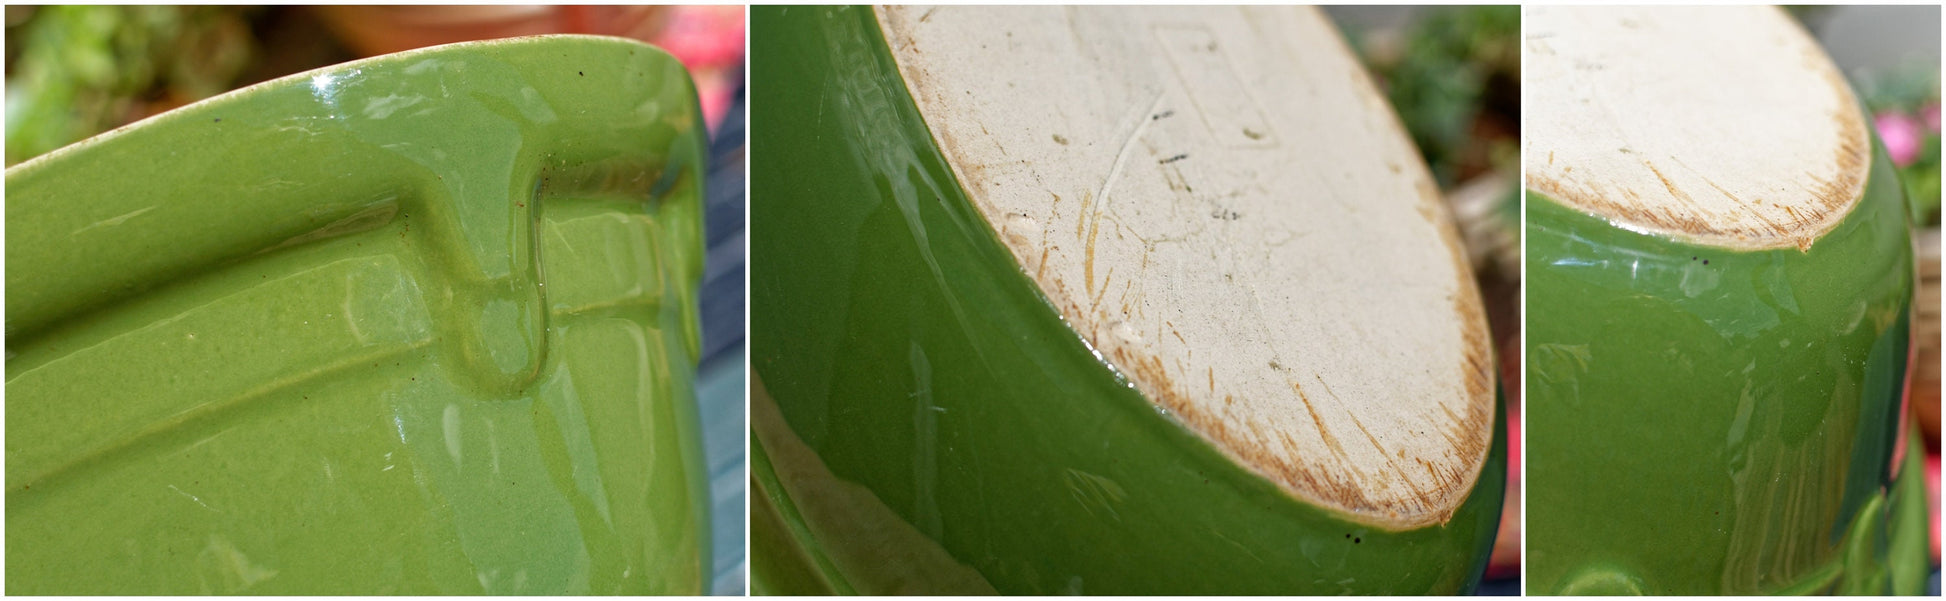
[7,35,709,594]
[749,6,1503,595]
[1525,137,1920,595]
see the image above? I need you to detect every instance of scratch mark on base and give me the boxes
[1092,90,1168,220]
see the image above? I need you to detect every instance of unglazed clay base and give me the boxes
[1525,5,1869,251]
[879,5,1493,529]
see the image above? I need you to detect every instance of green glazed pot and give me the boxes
[751,6,1504,595]
[6,35,709,594]
[1524,6,1927,595]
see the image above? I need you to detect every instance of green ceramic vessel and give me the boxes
[1526,162,1927,595]
[750,6,1504,595]
[1523,6,1928,595]
[7,35,709,594]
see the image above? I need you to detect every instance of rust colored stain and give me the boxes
[1084,204,1102,298]
[1294,384,1342,458]
[1643,160,1690,205]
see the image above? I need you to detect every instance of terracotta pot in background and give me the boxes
[1918,228,1939,447]
[313,5,670,57]
[311,5,743,131]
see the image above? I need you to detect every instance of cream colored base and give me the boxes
[1524,6,1869,251]
[879,5,1493,528]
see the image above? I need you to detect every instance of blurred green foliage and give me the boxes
[1855,63,1942,227]
[1345,5,1519,190]
[5,6,257,165]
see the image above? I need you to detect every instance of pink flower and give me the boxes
[1876,111,1923,166]
[653,6,746,69]
[1923,102,1941,133]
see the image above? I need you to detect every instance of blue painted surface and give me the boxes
[1475,576,1519,596]
[699,86,747,595]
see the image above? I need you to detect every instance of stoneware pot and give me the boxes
[750,6,1504,595]
[1524,6,1930,595]
[6,35,710,594]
